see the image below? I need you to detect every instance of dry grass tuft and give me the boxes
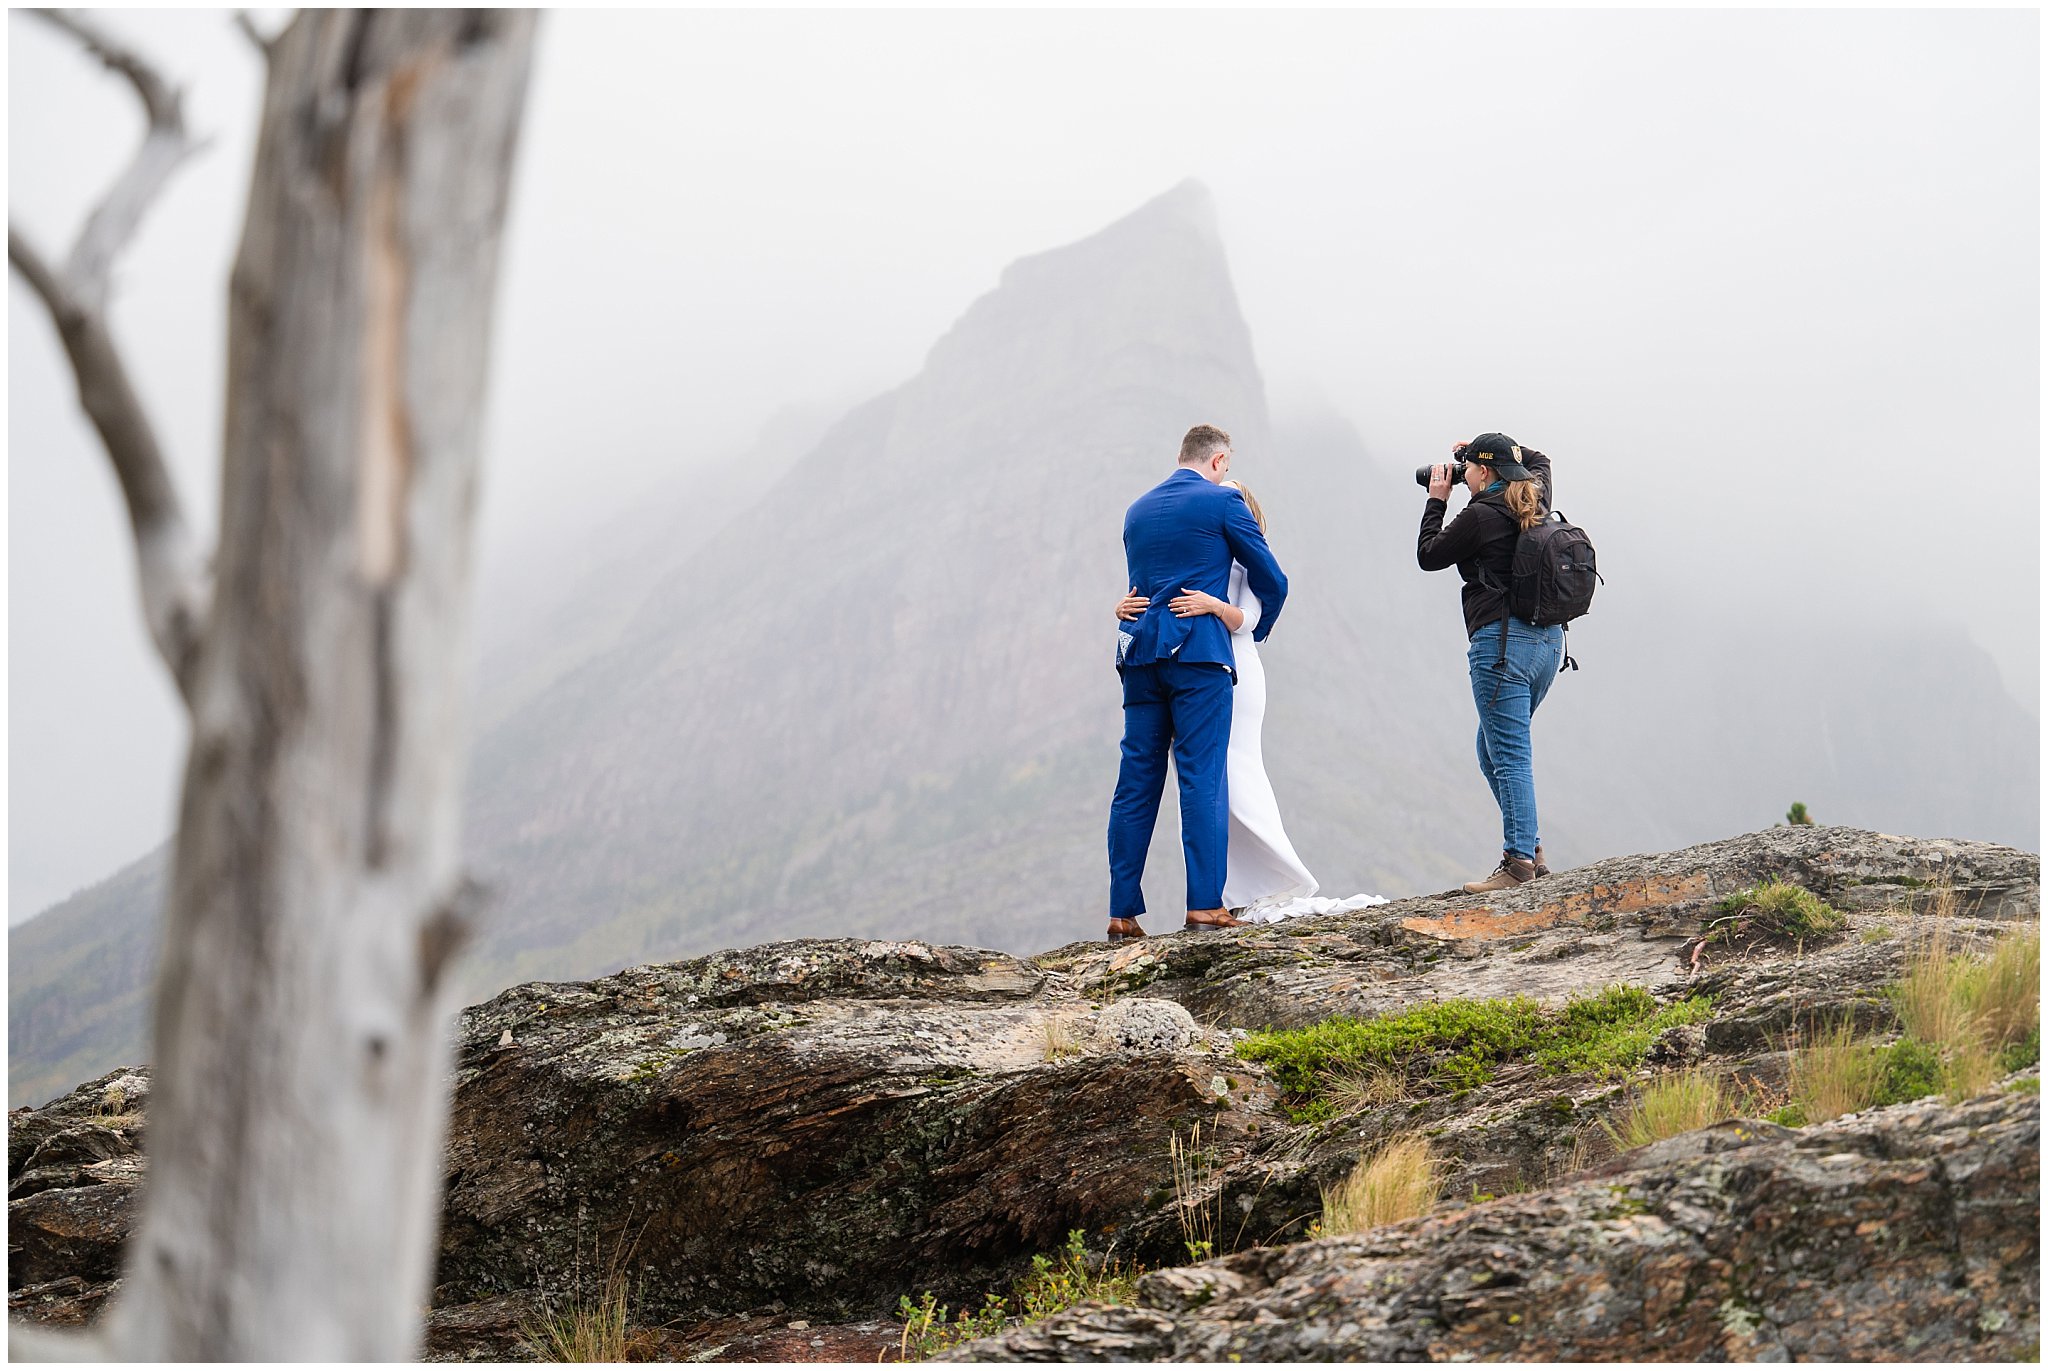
[1964,925,2040,1052]
[523,1273,649,1363]
[1785,1020,1882,1124]
[1320,1135,1440,1235]
[1169,1123,1221,1260]
[1039,1015,1083,1063]
[1894,915,1980,1052]
[1894,898,2039,1101]
[1602,1067,1748,1150]
[1322,1064,1409,1114]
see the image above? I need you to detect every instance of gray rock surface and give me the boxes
[944,1089,2039,1362]
[9,826,2039,1359]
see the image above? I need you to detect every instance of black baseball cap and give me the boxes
[1464,432,1532,481]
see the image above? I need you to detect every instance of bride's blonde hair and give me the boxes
[1222,479,1267,534]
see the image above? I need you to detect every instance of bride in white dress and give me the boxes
[1152,481,1387,925]
[1216,536,1316,908]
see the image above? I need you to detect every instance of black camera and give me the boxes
[1414,443,1470,489]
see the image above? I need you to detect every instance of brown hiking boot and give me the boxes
[1107,918,1147,944]
[1183,907,1247,932]
[1462,852,1538,894]
[1534,845,1550,878]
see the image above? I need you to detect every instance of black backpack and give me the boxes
[1480,505,1601,693]
[1508,509,1600,630]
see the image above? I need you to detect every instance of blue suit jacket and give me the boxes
[1118,468,1289,675]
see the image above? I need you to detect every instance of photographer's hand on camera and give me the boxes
[1426,463,1456,502]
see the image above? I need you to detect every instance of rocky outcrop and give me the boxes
[944,1086,2039,1361]
[6,1067,146,1327]
[9,827,2039,1359]
[433,941,1261,1323]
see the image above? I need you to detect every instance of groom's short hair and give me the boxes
[1178,425,1231,466]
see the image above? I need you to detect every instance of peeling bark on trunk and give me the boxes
[78,11,537,1360]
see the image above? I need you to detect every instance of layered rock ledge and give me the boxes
[9,826,2040,1359]
[943,1088,2039,1361]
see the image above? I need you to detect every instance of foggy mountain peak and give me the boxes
[912,179,1264,463]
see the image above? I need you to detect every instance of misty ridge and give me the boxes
[9,181,2036,1108]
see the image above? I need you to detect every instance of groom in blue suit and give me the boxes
[1107,424,1288,943]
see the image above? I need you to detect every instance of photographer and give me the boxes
[1416,433,1560,893]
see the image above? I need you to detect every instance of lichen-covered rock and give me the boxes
[7,1069,147,1185]
[9,827,2037,1356]
[1035,826,2039,1032]
[944,1089,2041,1361]
[7,1275,120,1329]
[7,1068,149,1309]
[7,1155,142,1292]
[433,940,1265,1322]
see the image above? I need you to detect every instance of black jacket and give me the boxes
[1416,448,1554,638]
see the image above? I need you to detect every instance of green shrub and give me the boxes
[896,1230,1141,1361]
[1873,1036,1944,1107]
[1997,1027,2040,1075]
[897,1290,1009,1361]
[1017,1229,1140,1322]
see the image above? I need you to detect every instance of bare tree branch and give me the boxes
[232,9,277,58]
[10,12,210,698]
[31,9,203,312]
[34,9,181,122]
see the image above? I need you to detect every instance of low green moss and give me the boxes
[1533,985,1714,1077]
[1237,996,1545,1111]
[1764,1103,1807,1127]
[1238,984,1712,1121]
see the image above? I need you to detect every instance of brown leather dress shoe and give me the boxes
[1107,918,1147,944]
[1183,907,1248,932]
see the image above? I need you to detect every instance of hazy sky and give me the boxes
[9,9,2039,920]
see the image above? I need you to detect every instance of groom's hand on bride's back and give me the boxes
[1115,588,1150,622]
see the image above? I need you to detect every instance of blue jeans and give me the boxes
[1467,617,1564,861]
[1108,661,1233,918]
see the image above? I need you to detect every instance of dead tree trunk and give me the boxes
[11,9,536,1360]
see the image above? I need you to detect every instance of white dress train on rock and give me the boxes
[1221,563,1390,924]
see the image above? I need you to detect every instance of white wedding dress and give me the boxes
[1223,563,1389,925]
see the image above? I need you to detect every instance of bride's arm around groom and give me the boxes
[1219,488,1287,644]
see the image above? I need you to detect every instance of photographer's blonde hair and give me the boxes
[1489,448,1545,531]
[1221,479,1266,534]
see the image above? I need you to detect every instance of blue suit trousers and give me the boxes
[1108,661,1233,919]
